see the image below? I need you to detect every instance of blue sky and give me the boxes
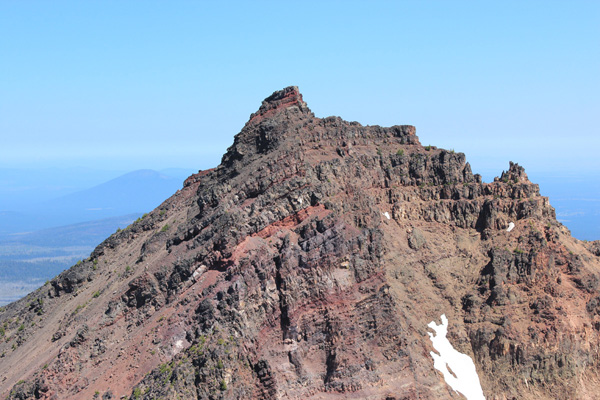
[1,1,598,181]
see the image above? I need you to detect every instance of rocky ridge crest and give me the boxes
[1,87,599,400]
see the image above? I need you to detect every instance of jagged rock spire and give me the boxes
[248,86,310,125]
[495,161,530,183]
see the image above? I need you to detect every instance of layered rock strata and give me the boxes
[1,87,599,400]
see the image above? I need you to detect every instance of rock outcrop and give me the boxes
[1,87,599,400]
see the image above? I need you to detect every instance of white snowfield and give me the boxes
[428,315,486,400]
[382,212,391,220]
[507,222,515,232]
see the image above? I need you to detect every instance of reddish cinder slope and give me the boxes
[1,87,600,400]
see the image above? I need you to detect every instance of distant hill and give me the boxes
[41,169,181,222]
[0,213,142,247]
[0,167,127,210]
[0,169,185,234]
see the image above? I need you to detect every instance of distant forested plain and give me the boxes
[0,262,67,306]
[0,214,142,306]
[0,257,80,306]
[0,168,195,305]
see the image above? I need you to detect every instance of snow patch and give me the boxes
[428,315,485,400]
[172,339,185,356]
[507,222,515,232]
[192,265,207,281]
[383,212,391,220]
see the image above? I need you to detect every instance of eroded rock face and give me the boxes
[1,87,600,400]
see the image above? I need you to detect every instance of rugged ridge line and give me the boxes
[1,87,599,400]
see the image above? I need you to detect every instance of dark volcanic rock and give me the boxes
[1,86,600,400]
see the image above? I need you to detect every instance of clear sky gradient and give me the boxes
[1,1,598,182]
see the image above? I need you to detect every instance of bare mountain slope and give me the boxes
[1,87,600,400]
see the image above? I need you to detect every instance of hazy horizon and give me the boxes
[1,2,598,175]
[0,1,598,239]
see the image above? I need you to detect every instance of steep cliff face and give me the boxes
[1,87,600,400]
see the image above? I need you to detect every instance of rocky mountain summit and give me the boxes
[1,87,600,400]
